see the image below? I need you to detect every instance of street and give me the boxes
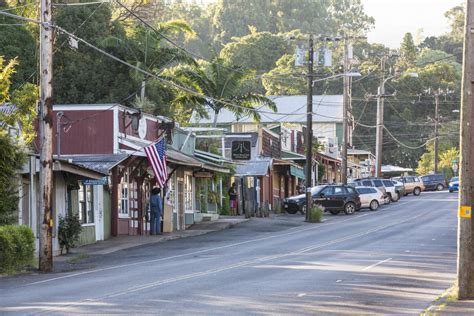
[0,192,458,315]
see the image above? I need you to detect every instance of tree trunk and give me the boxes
[213,110,219,127]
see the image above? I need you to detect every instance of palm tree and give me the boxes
[173,56,277,126]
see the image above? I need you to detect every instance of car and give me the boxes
[355,186,385,211]
[352,178,399,203]
[283,186,324,214]
[392,179,406,197]
[395,176,425,196]
[421,174,447,191]
[312,185,361,215]
[449,177,459,192]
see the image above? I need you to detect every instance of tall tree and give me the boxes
[396,32,417,70]
[174,56,277,126]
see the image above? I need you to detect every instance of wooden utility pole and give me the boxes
[341,38,350,184]
[375,57,387,178]
[458,0,474,299]
[305,34,314,222]
[38,0,54,272]
[434,92,440,174]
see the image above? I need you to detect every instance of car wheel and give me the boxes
[391,192,399,202]
[369,200,379,211]
[403,193,408,196]
[449,190,453,193]
[436,184,444,191]
[329,210,340,215]
[384,195,391,204]
[344,202,356,215]
[300,205,307,215]
[286,207,298,215]
[413,187,421,196]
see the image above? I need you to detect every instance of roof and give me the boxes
[61,154,129,174]
[0,103,17,128]
[190,95,343,125]
[234,159,271,177]
[381,165,413,173]
[348,149,374,156]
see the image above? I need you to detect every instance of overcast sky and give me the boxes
[362,0,464,48]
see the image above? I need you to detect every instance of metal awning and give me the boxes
[290,165,305,179]
[60,154,129,174]
[234,160,271,177]
[167,149,203,167]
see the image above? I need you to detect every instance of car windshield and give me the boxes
[451,177,459,182]
[311,186,325,195]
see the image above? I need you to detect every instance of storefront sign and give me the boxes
[232,140,251,160]
[194,171,213,178]
[82,178,108,186]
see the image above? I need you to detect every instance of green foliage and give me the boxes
[174,55,276,126]
[58,214,83,254]
[262,54,306,95]
[0,225,35,274]
[396,33,417,70]
[309,204,323,223]
[0,133,26,225]
[220,194,230,215]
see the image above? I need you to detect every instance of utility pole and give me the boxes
[458,0,474,299]
[39,0,54,272]
[434,92,440,174]
[305,34,314,222]
[341,38,350,184]
[375,56,387,178]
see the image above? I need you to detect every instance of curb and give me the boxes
[422,284,457,315]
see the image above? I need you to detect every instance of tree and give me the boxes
[262,54,306,95]
[174,56,277,126]
[445,5,464,41]
[0,57,27,225]
[328,0,375,36]
[396,33,417,70]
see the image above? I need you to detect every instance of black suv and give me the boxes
[421,174,447,191]
[284,185,361,215]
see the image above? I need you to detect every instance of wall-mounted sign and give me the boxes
[82,178,108,186]
[232,140,251,160]
[194,171,213,178]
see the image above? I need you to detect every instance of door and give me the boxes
[331,186,347,209]
[315,186,333,208]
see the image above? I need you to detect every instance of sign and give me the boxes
[231,140,251,160]
[82,178,108,186]
[194,171,213,179]
[460,206,471,218]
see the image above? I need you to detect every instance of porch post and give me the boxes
[111,167,119,237]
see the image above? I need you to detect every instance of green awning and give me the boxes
[290,165,305,179]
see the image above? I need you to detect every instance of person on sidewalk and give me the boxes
[228,182,238,216]
[150,187,163,235]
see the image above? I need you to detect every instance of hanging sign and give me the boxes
[232,140,251,160]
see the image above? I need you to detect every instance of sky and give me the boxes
[362,0,464,48]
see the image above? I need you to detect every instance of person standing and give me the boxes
[228,182,238,216]
[150,187,163,235]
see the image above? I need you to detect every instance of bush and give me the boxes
[0,225,35,273]
[219,195,230,215]
[309,205,324,223]
[58,214,82,255]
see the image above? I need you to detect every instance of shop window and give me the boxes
[79,184,94,224]
[184,173,193,210]
[118,171,129,217]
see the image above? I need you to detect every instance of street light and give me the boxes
[374,72,418,177]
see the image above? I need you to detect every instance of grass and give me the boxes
[420,283,458,315]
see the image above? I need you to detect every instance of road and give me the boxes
[0,191,458,315]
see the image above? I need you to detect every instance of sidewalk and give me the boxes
[56,216,249,260]
[424,285,474,315]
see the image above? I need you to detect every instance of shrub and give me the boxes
[58,214,82,255]
[309,205,324,223]
[0,225,35,273]
[219,195,230,215]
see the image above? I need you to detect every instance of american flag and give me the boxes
[144,137,168,187]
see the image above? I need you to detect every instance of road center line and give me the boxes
[362,258,392,271]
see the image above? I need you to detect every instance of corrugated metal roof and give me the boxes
[62,154,129,174]
[234,159,271,177]
[190,95,343,124]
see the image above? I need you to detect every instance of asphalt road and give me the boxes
[0,191,458,315]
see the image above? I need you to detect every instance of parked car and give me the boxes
[352,178,399,203]
[283,186,324,214]
[313,185,362,215]
[355,186,385,211]
[449,177,459,192]
[421,174,447,191]
[394,176,425,196]
[392,179,406,197]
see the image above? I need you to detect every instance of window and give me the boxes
[184,173,193,210]
[118,171,129,217]
[362,180,372,186]
[346,187,355,194]
[382,180,394,187]
[370,188,378,194]
[79,184,94,224]
[320,186,333,196]
[333,186,345,195]
[405,177,414,183]
[373,180,383,187]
